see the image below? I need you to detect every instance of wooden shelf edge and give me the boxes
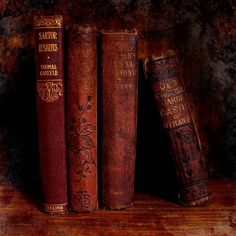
[0,180,236,235]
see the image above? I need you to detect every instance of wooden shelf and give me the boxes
[0,180,236,235]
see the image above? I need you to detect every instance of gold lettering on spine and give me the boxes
[40,64,58,76]
[71,47,96,92]
[155,77,191,129]
[39,70,58,76]
[103,50,136,91]
[39,43,58,52]
[40,64,57,70]
[39,31,58,40]
[35,16,63,103]
[44,203,67,213]
[38,31,58,52]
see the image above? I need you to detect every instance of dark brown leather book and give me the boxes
[34,15,68,214]
[66,24,97,212]
[100,30,138,209]
[145,53,210,206]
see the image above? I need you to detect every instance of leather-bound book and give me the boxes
[34,15,68,214]
[66,24,97,212]
[100,30,138,209]
[145,53,210,206]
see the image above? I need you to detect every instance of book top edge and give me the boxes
[100,29,138,35]
[66,24,97,32]
[146,51,176,62]
[34,15,63,29]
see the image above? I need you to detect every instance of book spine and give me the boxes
[66,25,97,212]
[34,15,68,214]
[146,55,209,206]
[100,31,138,209]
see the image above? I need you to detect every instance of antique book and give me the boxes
[144,53,210,206]
[34,15,68,214]
[66,24,97,212]
[100,30,138,209]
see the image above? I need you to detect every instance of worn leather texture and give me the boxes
[34,15,68,214]
[147,55,210,206]
[100,30,138,209]
[66,24,97,212]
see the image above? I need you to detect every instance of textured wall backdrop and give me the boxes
[0,0,236,188]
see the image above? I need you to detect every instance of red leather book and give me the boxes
[100,30,138,209]
[145,53,210,206]
[34,15,68,214]
[66,24,97,212]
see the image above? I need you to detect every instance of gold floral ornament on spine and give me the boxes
[37,80,63,102]
[34,15,63,29]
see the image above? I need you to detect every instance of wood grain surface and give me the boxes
[0,180,235,236]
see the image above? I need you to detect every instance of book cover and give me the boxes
[100,30,138,209]
[145,53,210,206]
[34,15,68,214]
[66,24,97,212]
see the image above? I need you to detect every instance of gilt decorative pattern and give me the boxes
[34,15,63,29]
[68,96,96,183]
[66,24,97,212]
[37,81,63,102]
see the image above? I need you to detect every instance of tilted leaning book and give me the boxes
[34,15,68,214]
[144,52,210,206]
[100,30,138,209]
[66,24,98,212]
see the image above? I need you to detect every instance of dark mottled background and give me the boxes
[0,0,236,190]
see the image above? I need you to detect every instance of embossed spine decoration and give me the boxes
[34,15,68,214]
[66,25,97,212]
[145,55,209,206]
[100,30,138,209]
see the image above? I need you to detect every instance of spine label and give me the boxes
[150,56,191,129]
[154,79,191,129]
[35,18,63,103]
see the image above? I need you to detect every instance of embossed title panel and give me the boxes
[150,56,191,129]
[34,15,64,103]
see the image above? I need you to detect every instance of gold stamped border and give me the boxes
[34,15,63,29]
